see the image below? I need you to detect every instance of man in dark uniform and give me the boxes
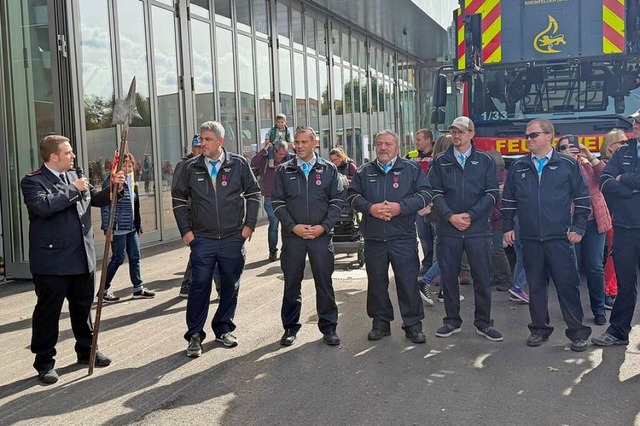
[502,118,592,352]
[20,134,125,383]
[172,121,261,357]
[347,129,432,344]
[593,108,640,347]
[271,126,344,346]
[429,117,503,342]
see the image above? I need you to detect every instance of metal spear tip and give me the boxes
[112,77,142,125]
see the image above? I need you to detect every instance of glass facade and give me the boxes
[0,0,443,278]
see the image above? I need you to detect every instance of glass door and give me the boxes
[0,0,64,278]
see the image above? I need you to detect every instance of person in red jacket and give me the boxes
[556,135,611,326]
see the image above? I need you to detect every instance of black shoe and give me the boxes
[570,339,588,352]
[323,331,341,346]
[526,334,548,347]
[268,251,278,262]
[38,368,59,384]
[367,328,391,341]
[280,329,297,346]
[594,314,606,326]
[405,329,426,344]
[77,351,112,367]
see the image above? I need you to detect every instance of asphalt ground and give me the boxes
[1,224,639,425]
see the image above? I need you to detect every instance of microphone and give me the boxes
[74,167,91,195]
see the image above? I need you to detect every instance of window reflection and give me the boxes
[215,0,231,26]
[191,0,210,19]
[294,52,306,126]
[279,49,292,119]
[152,6,182,229]
[256,39,272,137]
[238,34,256,160]
[191,19,215,126]
[277,2,289,47]
[216,27,238,152]
[253,0,268,36]
[236,0,251,32]
[79,0,116,243]
[117,0,157,234]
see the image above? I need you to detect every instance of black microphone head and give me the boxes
[75,167,84,178]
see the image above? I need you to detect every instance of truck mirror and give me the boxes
[431,109,445,125]
[433,74,448,107]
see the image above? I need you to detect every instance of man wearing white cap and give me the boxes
[595,108,640,346]
[428,116,503,342]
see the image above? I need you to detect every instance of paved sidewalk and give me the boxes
[0,225,639,425]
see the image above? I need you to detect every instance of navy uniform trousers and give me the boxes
[281,233,338,334]
[521,238,591,340]
[31,273,94,372]
[437,236,493,330]
[365,238,424,332]
[185,234,245,342]
[606,228,640,340]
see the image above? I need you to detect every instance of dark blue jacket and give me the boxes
[502,151,591,240]
[346,158,431,241]
[271,156,344,236]
[428,144,498,238]
[600,138,640,229]
[100,177,141,232]
[20,166,112,275]
[172,148,261,239]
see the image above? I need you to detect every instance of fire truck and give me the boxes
[432,0,640,156]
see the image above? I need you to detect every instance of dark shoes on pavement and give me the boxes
[133,287,155,299]
[187,333,203,357]
[594,313,607,326]
[280,329,297,346]
[367,328,391,341]
[570,339,588,352]
[77,350,112,367]
[526,334,548,347]
[323,331,341,346]
[435,324,461,338]
[179,282,190,298]
[268,251,278,262]
[592,332,629,346]
[38,369,59,384]
[405,329,426,344]
[476,326,503,342]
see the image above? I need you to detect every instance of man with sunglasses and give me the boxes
[271,126,344,347]
[594,108,640,347]
[502,118,592,352]
[428,117,503,342]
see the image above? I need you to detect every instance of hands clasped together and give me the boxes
[369,200,402,221]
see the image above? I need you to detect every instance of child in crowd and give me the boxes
[100,153,155,302]
[265,113,291,168]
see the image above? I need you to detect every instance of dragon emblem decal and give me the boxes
[534,15,566,54]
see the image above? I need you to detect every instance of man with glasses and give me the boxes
[271,126,344,347]
[347,129,432,344]
[593,109,640,347]
[502,118,592,352]
[429,117,503,342]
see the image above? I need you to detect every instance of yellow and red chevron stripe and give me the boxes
[456,0,502,69]
[602,0,625,54]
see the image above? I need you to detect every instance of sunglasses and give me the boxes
[558,144,571,151]
[525,131,549,140]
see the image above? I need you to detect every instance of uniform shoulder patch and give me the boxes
[25,169,42,177]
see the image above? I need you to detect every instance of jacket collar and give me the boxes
[194,147,235,169]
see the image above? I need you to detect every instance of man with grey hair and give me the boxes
[347,129,432,344]
[172,120,261,357]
